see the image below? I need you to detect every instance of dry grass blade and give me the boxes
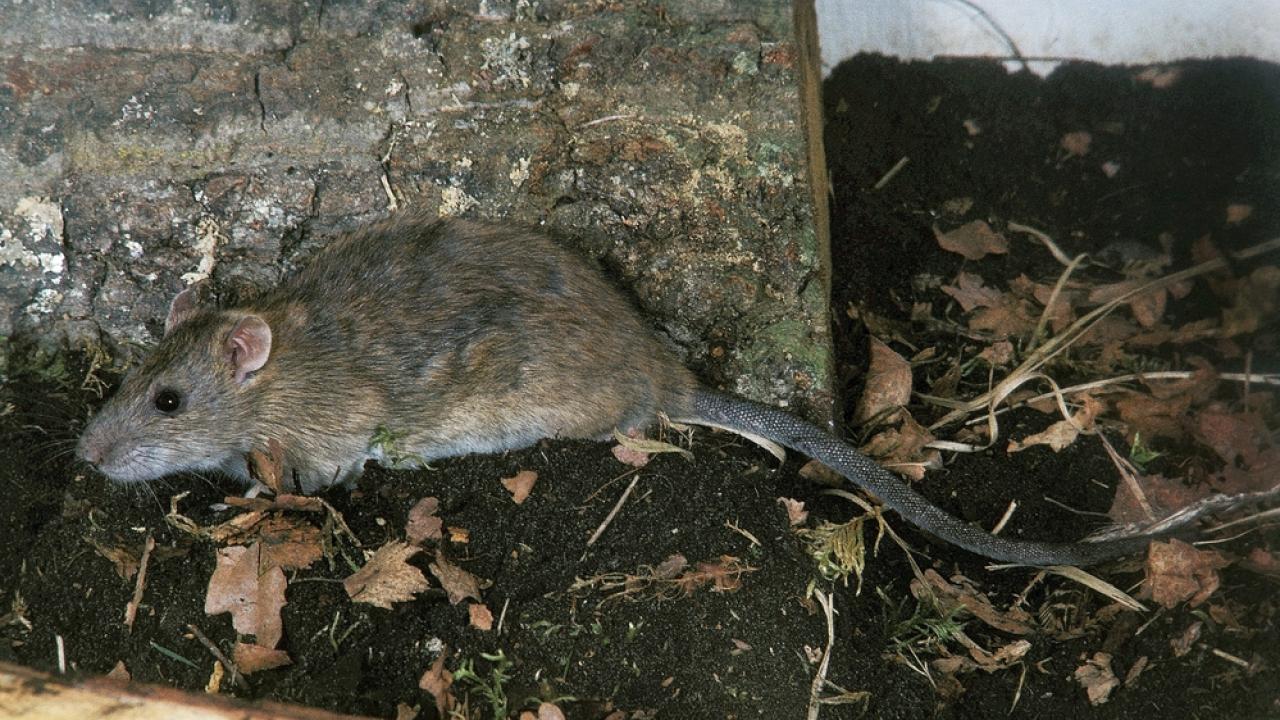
[930,236,1280,431]
[989,564,1147,612]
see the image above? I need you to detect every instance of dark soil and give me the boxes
[2,56,1278,720]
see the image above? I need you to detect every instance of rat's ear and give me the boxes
[225,315,272,384]
[165,287,201,336]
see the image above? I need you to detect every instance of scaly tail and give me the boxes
[683,388,1156,566]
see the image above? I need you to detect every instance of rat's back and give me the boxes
[250,215,696,481]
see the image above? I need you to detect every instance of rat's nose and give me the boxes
[77,435,105,466]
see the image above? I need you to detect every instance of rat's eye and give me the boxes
[153,388,184,414]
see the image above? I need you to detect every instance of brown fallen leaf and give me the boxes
[941,271,1004,312]
[653,554,689,580]
[860,409,940,482]
[395,703,420,720]
[429,554,483,605]
[1074,652,1119,705]
[255,515,324,571]
[204,543,287,648]
[1060,130,1092,157]
[934,220,1008,260]
[1143,539,1230,608]
[89,539,140,581]
[501,470,538,504]
[913,570,1035,636]
[854,337,912,425]
[344,541,431,610]
[1134,66,1182,88]
[1221,265,1280,337]
[419,649,455,717]
[247,438,286,494]
[468,603,494,631]
[233,642,292,674]
[106,661,130,681]
[406,497,444,545]
[1008,394,1104,453]
[1242,547,1280,579]
[1225,203,1253,224]
[1123,655,1149,687]
[611,429,692,462]
[1170,620,1202,658]
[798,459,843,486]
[536,703,567,720]
[776,497,808,526]
[1107,473,1206,525]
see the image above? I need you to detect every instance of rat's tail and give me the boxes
[679,388,1157,566]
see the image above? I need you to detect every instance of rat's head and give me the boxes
[77,288,273,484]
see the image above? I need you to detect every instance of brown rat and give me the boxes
[79,212,1161,565]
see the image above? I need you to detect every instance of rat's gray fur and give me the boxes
[79,213,1161,565]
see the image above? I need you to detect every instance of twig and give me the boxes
[579,113,635,128]
[124,534,156,631]
[586,474,641,547]
[496,597,511,635]
[806,588,836,720]
[725,520,761,546]
[1008,222,1076,267]
[1210,647,1252,669]
[186,623,247,690]
[990,501,1017,535]
[873,156,909,190]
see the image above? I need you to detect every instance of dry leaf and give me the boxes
[419,650,455,717]
[247,438,286,494]
[1060,131,1092,157]
[1008,394,1103,453]
[913,570,1034,635]
[776,497,808,526]
[1170,621,1202,657]
[611,443,651,467]
[730,639,751,655]
[501,470,538,504]
[942,196,973,214]
[406,497,444,545]
[447,526,470,544]
[653,554,688,580]
[255,515,324,570]
[1134,66,1182,88]
[1107,473,1206,525]
[233,642,292,674]
[468,603,494,631]
[429,555,483,605]
[106,661,130,681]
[536,703,566,720]
[941,271,1003,312]
[1074,652,1119,705]
[1221,266,1280,337]
[860,409,940,482]
[1225,203,1253,224]
[90,540,140,581]
[344,541,431,610]
[611,429,692,461]
[798,459,842,486]
[395,703,420,720]
[204,543,287,648]
[854,338,912,424]
[1144,539,1230,608]
[934,220,1008,260]
[976,340,1014,366]
[1123,656,1149,687]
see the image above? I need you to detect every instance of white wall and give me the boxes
[817,0,1280,75]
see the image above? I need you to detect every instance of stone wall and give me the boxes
[0,0,831,418]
